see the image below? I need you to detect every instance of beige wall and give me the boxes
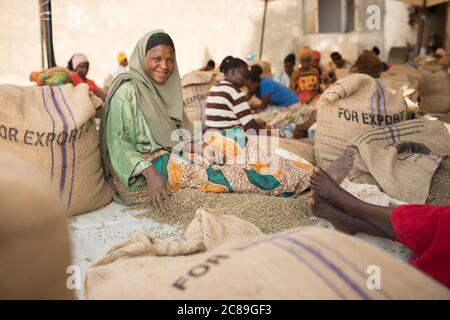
[0,0,415,86]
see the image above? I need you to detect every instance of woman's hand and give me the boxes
[202,144,226,165]
[142,166,172,212]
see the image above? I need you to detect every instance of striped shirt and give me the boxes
[205,80,262,131]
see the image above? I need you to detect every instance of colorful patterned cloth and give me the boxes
[112,128,314,204]
[30,67,72,86]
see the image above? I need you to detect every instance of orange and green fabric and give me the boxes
[30,67,72,86]
[111,127,314,204]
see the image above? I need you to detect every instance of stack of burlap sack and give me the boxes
[181,70,218,131]
[0,83,112,216]
[84,208,450,299]
[315,73,450,204]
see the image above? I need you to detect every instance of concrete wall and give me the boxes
[0,0,416,86]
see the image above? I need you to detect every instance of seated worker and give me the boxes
[247,65,317,139]
[68,53,107,101]
[350,50,382,79]
[329,51,352,82]
[290,47,321,104]
[311,50,332,86]
[330,51,352,69]
[113,52,129,77]
[204,56,269,134]
[372,46,389,72]
[246,64,299,110]
[308,153,450,288]
[273,53,295,87]
[200,59,216,72]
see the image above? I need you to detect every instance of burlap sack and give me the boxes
[181,70,217,130]
[84,210,450,300]
[0,84,112,216]
[250,134,315,164]
[315,74,409,168]
[0,152,73,299]
[417,71,450,114]
[348,119,450,204]
[380,64,420,85]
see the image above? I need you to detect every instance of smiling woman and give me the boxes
[99,30,195,211]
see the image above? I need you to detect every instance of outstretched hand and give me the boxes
[142,166,173,212]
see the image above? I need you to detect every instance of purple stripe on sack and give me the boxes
[375,80,388,117]
[40,87,55,180]
[281,236,371,300]
[49,86,68,195]
[387,125,397,144]
[57,87,77,209]
[370,93,376,128]
[298,234,392,300]
[270,241,347,299]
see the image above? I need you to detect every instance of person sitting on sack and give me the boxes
[113,52,129,77]
[273,53,295,87]
[204,56,270,134]
[307,155,450,288]
[290,47,321,105]
[350,50,382,79]
[68,53,107,101]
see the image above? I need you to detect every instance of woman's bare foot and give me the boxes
[309,166,362,217]
[324,148,355,184]
[309,193,390,237]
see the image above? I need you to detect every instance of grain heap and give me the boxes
[128,189,316,234]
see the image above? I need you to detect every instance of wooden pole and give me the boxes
[259,0,268,60]
[39,0,56,68]
[416,0,427,55]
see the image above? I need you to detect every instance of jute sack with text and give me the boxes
[0,152,73,299]
[0,84,112,216]
[348,119,450,204]
[181,70,217,130]
[84,209,450,300]
[315,74,409,168]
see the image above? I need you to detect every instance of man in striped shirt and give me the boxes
[205,56,266,133]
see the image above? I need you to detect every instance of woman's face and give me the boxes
[145,45,176,84]
[76,62,89,79]
[226,66,249,88]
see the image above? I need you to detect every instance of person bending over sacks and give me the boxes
[350,50,382,79]
[204,56,270,134]
[307,151,450,287]
[68,53,107,101]
[246,64,299,110]
[246,64,317,138]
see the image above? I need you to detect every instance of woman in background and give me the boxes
[68,53,107,101]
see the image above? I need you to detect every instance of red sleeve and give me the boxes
[86,79,99,93]
[392,204,450,287]
[69,72,82,86]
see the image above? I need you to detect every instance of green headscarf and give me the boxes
[99,29,193,180]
